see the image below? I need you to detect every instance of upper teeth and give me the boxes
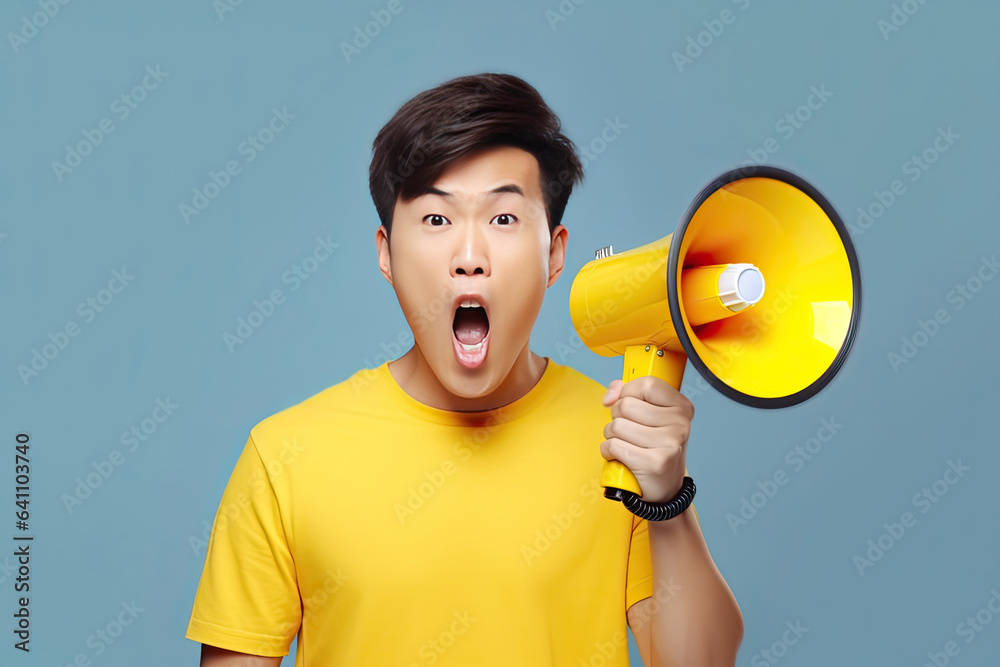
[459,300,481,308]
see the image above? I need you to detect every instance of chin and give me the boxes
[436,348,506,398]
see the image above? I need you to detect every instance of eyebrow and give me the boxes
[420,183,525,199]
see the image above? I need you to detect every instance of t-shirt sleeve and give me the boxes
[625,470,700,612]
[185,434,302,656]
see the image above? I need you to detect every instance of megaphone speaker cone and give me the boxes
[668,167,862,407]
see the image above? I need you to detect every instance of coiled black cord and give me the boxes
[604,476,696,521]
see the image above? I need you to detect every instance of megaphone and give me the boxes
[569,166,861,503]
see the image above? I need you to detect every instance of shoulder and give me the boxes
[248,365,381,452]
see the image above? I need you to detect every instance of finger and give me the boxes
[602,379,624,406]
[604,415,687,451]
[619,375,694,415]
[609,393,678,428]
[610,393,693,431]
[600,437,657,473]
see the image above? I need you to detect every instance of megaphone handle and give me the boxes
[601,344,688,498]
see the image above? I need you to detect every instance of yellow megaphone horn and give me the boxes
[569,166,862,503]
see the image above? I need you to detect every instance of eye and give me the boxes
[491,213,518,226]
[423,214,450,226]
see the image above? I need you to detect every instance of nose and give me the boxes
[450,220,490,277]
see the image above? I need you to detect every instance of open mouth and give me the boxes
[452,304,490,369]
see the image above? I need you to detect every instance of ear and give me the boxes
[546,224,568,288]
[376,225,393,286]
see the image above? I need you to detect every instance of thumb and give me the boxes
[602,379,623,405]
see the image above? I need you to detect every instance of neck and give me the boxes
[387,343,548,412]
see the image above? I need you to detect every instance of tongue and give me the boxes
[453,307,489,345]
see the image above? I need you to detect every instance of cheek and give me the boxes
[389,261,439,331]
[497,263,549,328]
[398,284,453,336]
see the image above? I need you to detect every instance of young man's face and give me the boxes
[376,145,568,400]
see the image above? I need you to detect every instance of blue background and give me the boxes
[1,0,998,664]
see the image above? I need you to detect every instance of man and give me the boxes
[186,72,743,666]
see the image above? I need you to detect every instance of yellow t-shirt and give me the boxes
[185,358,693,665]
